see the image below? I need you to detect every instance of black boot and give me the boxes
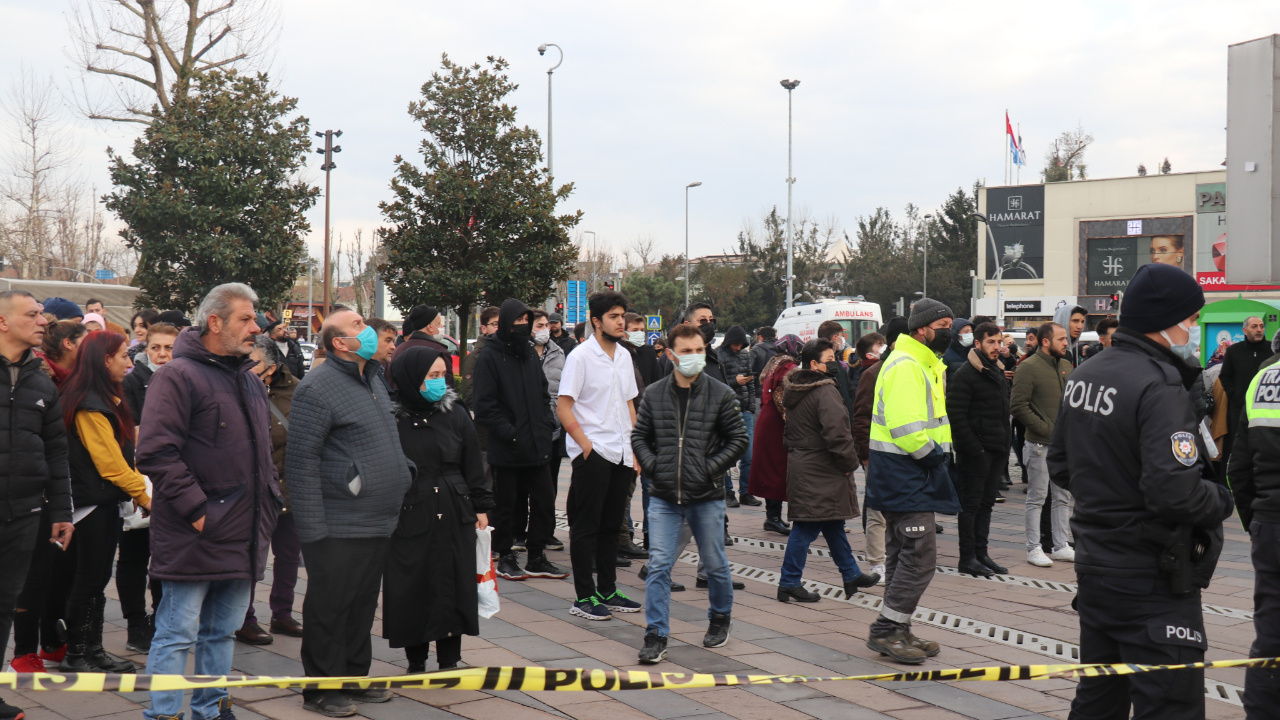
[977,553,1008,575]
[58,598,93,672]
[86,597,136,673]
[958,558,994,578]
[763,517,790,535]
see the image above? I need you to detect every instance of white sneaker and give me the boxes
[1027,547,1054,567]
[1050,546,1076,563]
[870,564,886,584]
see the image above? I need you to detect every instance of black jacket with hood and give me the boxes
[0,349,72,524]
[718,325,756,413]
[942,318,974,381]
[946,348,1011,456]
[471,299,554,467]
[632,372,747,505]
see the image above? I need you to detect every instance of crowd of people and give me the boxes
[0,261,1273,719]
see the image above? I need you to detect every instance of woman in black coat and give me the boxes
[385,346,493,672]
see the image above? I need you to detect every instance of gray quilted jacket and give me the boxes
[285,353,412,543]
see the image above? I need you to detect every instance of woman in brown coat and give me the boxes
[777,339,880,603]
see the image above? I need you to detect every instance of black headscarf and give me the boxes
[390,345,446,412]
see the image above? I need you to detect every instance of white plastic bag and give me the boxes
[475,527,500,619]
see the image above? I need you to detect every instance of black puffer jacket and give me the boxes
[471,299,554,467]
[122,361,153,421]
[632,372,748,505]
[718,326,756,413]
[946,349,1011,456]
[0,350,71,523]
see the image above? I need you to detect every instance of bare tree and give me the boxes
[576,232,616,292]
[343,228,380,317]
[69,0,279,124]
[627,234,657,273]
[1041,125,1093,182]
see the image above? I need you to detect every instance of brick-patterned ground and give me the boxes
[6,463,1255,719]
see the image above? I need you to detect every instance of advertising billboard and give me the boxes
[1193,182,1280,291]
[984,185,1044,281]
[1079,216,1194,295]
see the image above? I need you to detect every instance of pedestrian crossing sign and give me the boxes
[646,315,661,331]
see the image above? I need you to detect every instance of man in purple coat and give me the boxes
[136,283,281,720]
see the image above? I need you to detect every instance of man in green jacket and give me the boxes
[1010,321,1074,568]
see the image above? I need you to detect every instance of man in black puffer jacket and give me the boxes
[472,298,568,582]
[945,322,1011,579]
[718,325,758,506]
[633,323,747,663]
[0,291,73,720]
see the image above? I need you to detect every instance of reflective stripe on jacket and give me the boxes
[865,334,960,514]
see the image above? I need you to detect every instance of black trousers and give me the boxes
[1246,521,1280,716]
[956,450,1002,561]
[566,451,634,600]
[14,510,71,656]
[517,443,566,542]
[116,527,161,625]
[300,537,388,699]
[66,504,121,647]
[405,635,462,667]
[0,514,40,663]
[492,464,554,556]
[1071,574,1205,720]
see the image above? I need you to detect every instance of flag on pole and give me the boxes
[1006,112,1025,167]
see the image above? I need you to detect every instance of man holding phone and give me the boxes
[719,325,758,506]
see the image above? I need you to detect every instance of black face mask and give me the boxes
[511,323,532,339]
[699,321,717,343]
[822,363,839,376]
[927,327,952,354]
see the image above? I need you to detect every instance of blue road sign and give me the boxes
[646,331,661,346]
[646,314,661,331]
[95,269,115,280]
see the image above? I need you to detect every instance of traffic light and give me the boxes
[604,281,615,291]
[555,302,564,312]
[1109,293,1121,311]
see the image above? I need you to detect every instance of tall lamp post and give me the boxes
[537,43,563,178]
[685,181,703,311]
[780,79,800,308]
[922,213,933,299]
[970,212,1002,326]
[314,129,342,321]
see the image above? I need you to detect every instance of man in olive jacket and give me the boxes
[1009,321,1074,568]
[633,324,747,664]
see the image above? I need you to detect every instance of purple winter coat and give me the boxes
[136,327,281,582]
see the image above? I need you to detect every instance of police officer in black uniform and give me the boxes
[1225,344,1280,716]
[1047,263,1234,720]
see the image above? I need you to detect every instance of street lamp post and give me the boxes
[922,213,933,299]
[780,79,800,309]
[537,43,563,178]
[314,129,342,321]
[685,181,703,311]
[971,212,1002,327]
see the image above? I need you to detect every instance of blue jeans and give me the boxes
[644,496,732,637]
[640,473,652,540]
[780,520,865,588]
[145,579,252,720]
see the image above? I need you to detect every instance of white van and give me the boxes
[772,298,885,344]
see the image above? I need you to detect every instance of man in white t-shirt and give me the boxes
[557,291,642,620]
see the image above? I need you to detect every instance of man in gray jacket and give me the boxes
[286,308,411,717]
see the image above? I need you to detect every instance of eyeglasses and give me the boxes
[484,322,499,329]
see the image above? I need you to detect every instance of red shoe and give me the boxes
[38,645,66,664]
[8,653,44,673]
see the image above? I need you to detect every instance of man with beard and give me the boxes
[1010,322,1074,568]
[1052,304,1089,367]
[1221,316,1271,461]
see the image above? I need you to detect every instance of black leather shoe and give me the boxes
[844,572,881,598]
[638,564,685,591]
[615,556,633,568]
[235,622,274,645]
[617,540,648,559]
[978,554,1008,574]
[696,578,745,590]
[763,518,791,535]
[738,493,762,506]
[270,616,304,637]
[958,558,994,578]
[725,492,740,508]
[776,585,820,603]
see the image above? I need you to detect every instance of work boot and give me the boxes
[843,571,881,598]
[776,585,820,603]
[58,600,94,672]
[866,628,927,665]
[906,628,941,657]
[126,614,154,653]
[704,612,731,648]
[725,492,740,508]
[617,539,648,559]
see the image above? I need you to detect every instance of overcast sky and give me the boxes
[2,0,1276,276]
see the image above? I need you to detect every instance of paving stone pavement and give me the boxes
[5,461,1255,719]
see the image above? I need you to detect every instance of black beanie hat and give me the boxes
[882,316,909,346]
[404,305,440,335]
[1119,264,1204,333]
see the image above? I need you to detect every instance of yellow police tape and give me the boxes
[0,657,1277,693]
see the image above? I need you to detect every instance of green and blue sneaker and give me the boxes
[597,589,641,613]
[570,596,613,621]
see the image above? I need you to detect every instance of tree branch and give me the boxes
[85,64,157,91]
[191,25,231,63]
[94,43,152,64]
[199,53,246,71]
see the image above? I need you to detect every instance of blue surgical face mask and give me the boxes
[1161,321,1200,363]
[420,377,448,402]
[340,324,379,360]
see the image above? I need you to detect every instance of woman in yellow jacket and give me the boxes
[58,331,150,673]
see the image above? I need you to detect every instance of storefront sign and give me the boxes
[1080,216,1193,295]
[1003,300,1041,313]
[984,185,1044,281]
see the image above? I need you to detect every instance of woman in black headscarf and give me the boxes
[385,346,492,672]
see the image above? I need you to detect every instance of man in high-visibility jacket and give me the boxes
[864,298,961,664]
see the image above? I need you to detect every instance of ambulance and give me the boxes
[772,297,884,345]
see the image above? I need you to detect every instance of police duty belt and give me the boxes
[4,657,1279,693]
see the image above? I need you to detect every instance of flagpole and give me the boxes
[1017,123,1022,184]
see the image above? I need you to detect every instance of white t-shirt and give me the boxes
[559,334,639,465]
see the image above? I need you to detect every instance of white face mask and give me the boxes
[628,330,646,347]
[960,333,974,347]
[533,329,551,345]
[672,352,706,377]
[872,344,886,358]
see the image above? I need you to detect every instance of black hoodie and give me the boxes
[470,299,554,467]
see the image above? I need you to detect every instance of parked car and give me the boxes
[300,342,316,370]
